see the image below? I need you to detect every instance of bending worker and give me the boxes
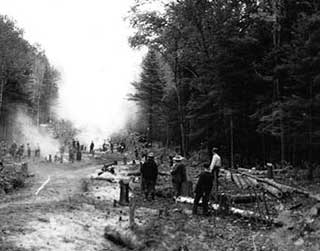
[209,147,221,201]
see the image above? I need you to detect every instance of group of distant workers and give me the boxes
[140,147,221,215]
[0,141,41,161]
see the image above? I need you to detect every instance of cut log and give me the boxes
[104,225,143,250]
[226,194,264,204]
[126,171,170,177]
[176,196,278,225]
[235,169,320,202]
[237,167,288,176]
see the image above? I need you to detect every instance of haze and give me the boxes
[0,0,145,143]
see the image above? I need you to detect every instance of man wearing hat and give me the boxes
[209,147,221,201]
[140,152,158,201]
[171,155,187,197]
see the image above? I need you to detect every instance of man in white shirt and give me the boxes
[209,147,221,172]
[209,147,221,201]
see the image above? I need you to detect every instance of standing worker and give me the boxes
[10,141,17,159]
[27,143,31,159]
[35,143,41,158]
[209,147,221,202]
[59,145,65,163]
[110,142,114,153]
[171,155,187,197]
[89,141,94,155]
[140,152,158,201]
[193,163,213,215]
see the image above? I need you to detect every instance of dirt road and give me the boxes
[0,158,118,251]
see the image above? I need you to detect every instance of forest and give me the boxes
[0,15,59,141]
[128,0,320,168]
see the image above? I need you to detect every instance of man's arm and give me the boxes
[209,155,215,172]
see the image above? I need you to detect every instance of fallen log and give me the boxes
[126,171,171,177]
[237,167,288,176]
[176,196,278,225]
[226,193,264,204]
[104,225,143,250]
[227,170,283,198]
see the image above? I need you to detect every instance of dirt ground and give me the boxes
[1,153,320,251]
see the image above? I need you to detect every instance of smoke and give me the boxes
[13,109,60,157]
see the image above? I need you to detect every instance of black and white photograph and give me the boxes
[0,0,320,250]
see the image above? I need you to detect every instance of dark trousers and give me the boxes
[212,168,220,201]
[193,190,210,215]
[142,178,156,200]
[172,180,183,197]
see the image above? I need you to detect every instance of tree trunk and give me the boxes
[230,114,234,169]
[0,78,5,118]
[119,179,129,205]
[172,37,186,157]
[308,80,313,163]
[166,119,169,148]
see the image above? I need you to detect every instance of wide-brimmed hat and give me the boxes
[148,152,154,158]
[173,155,184,161]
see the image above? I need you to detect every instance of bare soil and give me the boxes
[1,154,320,251]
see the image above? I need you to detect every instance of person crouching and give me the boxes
[140,152,158,201]
[193,163,213,216]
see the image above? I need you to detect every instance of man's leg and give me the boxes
[202,191,210,215]
[177,182,182,197]
[212,168,219,202]
[146,180,152,200]
[172,180,178,197]
[193,192,202,215]
[150,180,156,200]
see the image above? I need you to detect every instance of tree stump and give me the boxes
[119,179,130,205]
[267,163,273,179]
[181,181,193,197]
[76,151,82,161]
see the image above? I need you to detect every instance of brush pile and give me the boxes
[0,159,28,195]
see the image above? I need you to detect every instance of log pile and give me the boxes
[221,168,320,202]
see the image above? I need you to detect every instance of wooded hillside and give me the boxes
[0,15,59,140]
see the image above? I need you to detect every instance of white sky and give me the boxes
[0,0,148,142]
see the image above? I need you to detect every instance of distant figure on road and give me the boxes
[10,141,17,158]
[140,152,158,201]
[102,142,108,152]
[171,155,187,197]
[193,163,213,215]
[27,143,31,158]
[59,145,65,163]
[35,143,41,158]
[69,145,75,163]
[134,148,139,159]
[76,141,80,152]
[110,142,114,153]
[89,141,94,156]
[16,144,24,162]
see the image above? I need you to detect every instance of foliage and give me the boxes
[128,0,320,164]
[0,15,60,140]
